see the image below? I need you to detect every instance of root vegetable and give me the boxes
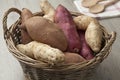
[20,8,33,30]
[64,52,86,63]
[20,29,33,44]
[85,21,103,53]
[78,30,94,60]
[54,4,81,53]
[73,15,97,30]
[40,0,55,22]
[25,16,68,51]
[16,43,34,58]
[17,41,65,65]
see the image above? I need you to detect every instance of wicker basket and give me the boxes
[3,8,116,80]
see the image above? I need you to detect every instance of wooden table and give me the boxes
[0,0,120,80]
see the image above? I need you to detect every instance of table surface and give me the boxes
[0,0,120,80]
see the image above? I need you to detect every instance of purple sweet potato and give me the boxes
[78,30,94,60]
[54,4,81,53]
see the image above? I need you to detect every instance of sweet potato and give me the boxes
[78,30,94,60]
[64,52,86,63]
[25,16,68,51]
[73,15,97,30]
[85,21,103,53]
[16,41,65,65]
[20,29,33,44]
[54,5,81,53]
[40,0,55,22]
[20,8,33,30]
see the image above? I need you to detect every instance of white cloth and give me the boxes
[74,0,120,19]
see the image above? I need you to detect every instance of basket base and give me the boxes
[25,73,32,80]
[21,63,98,80]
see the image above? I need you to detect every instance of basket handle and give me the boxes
[3,8,21,39]
[96,31,116,62]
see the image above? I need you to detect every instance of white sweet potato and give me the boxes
[73,15,97,30]
[16,41,65,65]
[54,5,81,53]
[40,0,55,22]
[16,43,34,58]
[85,21,103,53]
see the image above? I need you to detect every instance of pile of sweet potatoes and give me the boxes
[17,0,104,65]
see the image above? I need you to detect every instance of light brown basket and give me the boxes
[3,8,116,80]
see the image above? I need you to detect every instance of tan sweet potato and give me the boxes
[54,5,81,53]
[25,16,68,51]
[20,29,33,44]
[85,21,103,53]
[40,0,55,22]
[78,30,94,60]
[64,52,86,63]
[17,41,65,65]
[73,15,97,30]
[20,8,33,30]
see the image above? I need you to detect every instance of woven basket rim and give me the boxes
[2,7,116,71]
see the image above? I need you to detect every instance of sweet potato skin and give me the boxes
[54,5,81,53]
[64,52,86,63]
[40,0,55,22]
[17,41,65,65]
[20,29,33,44]
[78,30,94,60]
[85,21,103,53]
[20,8,33,30]
[25,16,68,51]
[73,15,97,30]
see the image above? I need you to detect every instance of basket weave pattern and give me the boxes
[3,8,116,80]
